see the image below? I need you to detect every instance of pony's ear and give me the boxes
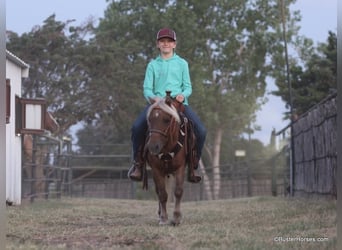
[165,90,173,106]
[149,97,162,104]
[149,97,156,104]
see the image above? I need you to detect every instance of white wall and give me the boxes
[5,59,23,205]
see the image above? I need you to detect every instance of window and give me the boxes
[15,97,47,135]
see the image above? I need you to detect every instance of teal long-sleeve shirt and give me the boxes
[143,53,192,105]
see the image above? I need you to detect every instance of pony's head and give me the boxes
[146,98,181,155]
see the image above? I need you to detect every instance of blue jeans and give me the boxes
[131,104,207,160]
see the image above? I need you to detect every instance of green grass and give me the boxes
[6,196,336,249]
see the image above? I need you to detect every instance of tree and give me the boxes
[181,0,298,199]
[92,0,298,198]
[272,31,337,117]
[6,15,97,134]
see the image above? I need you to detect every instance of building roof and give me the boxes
[6,50,29,78]
[6,50,29,69]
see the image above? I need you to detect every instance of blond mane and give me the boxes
[147,98,181,123]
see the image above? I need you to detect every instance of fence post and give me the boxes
[30,135,37,202]
[231,164,236,198]
[66,142,73,197]
[246,162,252,197]
[199,179,204,201]
[271,155,277,196]
[130,182,136,199]
[56,140,62,199]
[68,159,73,197]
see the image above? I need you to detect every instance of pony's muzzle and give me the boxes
[147,142,163,155]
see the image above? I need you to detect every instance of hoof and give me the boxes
[159,220,169,226]
[170,220,181,226]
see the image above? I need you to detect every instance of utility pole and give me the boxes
[280,0,295,196]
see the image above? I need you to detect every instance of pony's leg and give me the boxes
[153,174,168,225]
[154,183,161,219]
[171,169,185,226]
[165,175,174,204]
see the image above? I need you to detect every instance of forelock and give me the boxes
[147,99,180,123]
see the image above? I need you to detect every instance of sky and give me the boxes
[6,0,337,145]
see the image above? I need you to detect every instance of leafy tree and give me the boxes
[6,15,97,134]
[272,31,337,117]
[91,0,299,198]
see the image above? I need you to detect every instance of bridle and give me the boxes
[146,104,187,163]
[148,108,173,138]
[149,128,169,137]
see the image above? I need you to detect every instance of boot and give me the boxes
[188,168,202,183]
[188,157,201,183]
[128,160,143,181]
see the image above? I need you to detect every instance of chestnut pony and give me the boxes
[144,94,192,226]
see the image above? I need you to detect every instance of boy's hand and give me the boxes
[176,94,184,103]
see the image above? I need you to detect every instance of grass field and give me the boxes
[6,196,336,249]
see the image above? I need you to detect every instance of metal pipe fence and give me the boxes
[61,149,289,201]
[22,138,289,202]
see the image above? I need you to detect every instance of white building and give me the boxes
[6,50,29,205]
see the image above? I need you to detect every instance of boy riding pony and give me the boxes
[128,28,206,182]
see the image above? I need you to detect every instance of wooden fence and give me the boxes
[292,92,337,198]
